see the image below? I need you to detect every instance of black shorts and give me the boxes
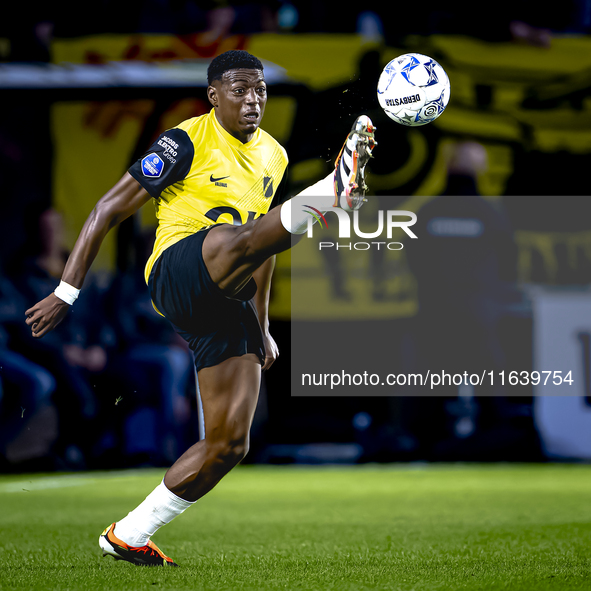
[148,227,265,372]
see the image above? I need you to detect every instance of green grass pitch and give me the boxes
[1,464,590,590]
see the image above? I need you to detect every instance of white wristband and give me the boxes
[54,280,80,305]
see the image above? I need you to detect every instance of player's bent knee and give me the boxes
[228,223,261,262]
[231,219,280,263]
[204,223,265,276]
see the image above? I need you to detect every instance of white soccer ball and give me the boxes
[377,53,450,127]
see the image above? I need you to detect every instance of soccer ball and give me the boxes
[377,53,450,127]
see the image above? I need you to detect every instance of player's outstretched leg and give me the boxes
[202,115,376,296]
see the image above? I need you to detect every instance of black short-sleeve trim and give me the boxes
[128,128,195,198]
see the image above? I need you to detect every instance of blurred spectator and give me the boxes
[46,1,280,39]
[0,271,57,469]
[101,229,194,466]
[11,208,103,468]
[403,142,540,459]
[3,1,589,54]
[11,208,196,468]
[1,7,53,62]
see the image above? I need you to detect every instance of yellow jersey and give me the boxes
[128,109,288,283]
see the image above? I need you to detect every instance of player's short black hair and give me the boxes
[207,50,264,85]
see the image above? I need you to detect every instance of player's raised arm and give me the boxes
[25,172,151,338]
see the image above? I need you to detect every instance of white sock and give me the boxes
[280,173,336,235]
[114,480,195,546]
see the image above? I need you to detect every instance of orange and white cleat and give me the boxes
[333,115,376,211]
[99,523,178,567]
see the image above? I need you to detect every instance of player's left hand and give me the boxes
[262,331,279,371]
[25,293,70,338]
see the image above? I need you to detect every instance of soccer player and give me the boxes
[25,50,376,566]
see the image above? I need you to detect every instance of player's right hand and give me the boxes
[25,293,70,338]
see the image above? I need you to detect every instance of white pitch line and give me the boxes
[0,468,165,494]
[0,476,96,493]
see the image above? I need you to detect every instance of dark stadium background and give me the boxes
[2,1,591,471]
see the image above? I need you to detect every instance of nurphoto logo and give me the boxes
[303,207,418,250]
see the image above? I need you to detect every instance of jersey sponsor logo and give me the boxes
[160,135,179,150]
[157,136,179,164]
[263,176,273,198]
[205,207,259,226]
[141,153,164,178]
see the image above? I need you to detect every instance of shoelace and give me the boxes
[129,546,153,555]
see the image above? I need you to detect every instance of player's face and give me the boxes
[208,69,267,143]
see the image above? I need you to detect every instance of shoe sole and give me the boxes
[342,136,373,208]
[335,117,376,209]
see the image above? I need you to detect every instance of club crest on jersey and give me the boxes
[264,176,273,198]
[141,153,164,178]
